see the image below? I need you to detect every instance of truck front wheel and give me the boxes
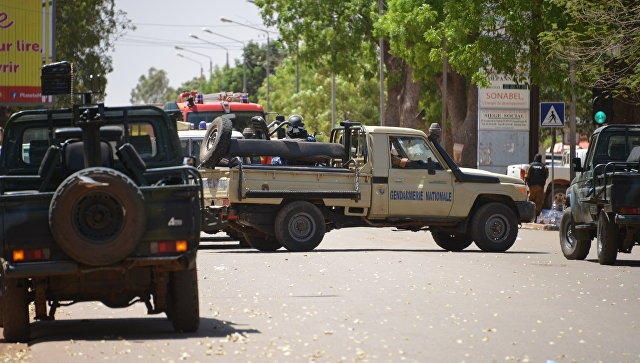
[559,207,591,260]
[431,231,473,251]
[2,278,30,342]
[275,201,326,252]
[597,210,619,265]
[470,202,518,252]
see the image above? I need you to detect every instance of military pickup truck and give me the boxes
[199,119,534,253]
[560,124,640,265]
[0,63,202,342]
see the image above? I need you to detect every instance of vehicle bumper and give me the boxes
[2,250,197,279]
[516,201,536,223]
[615,214,640,226]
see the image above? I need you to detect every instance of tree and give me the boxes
[541,0,640,102]
[130,68,176,105]
[55,0,133,100]
[265,57,379,138]
[376,0,575,165]
[255,0,422,129]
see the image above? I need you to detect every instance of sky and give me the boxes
[105,0,272,106]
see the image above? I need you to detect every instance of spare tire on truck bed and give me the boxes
[200,116,233,168]
[49,167,147,266]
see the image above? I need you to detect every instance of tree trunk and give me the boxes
[382,49,422,128]
[445,71,478,167]
[399,66,423,129]
[382,47,402,127]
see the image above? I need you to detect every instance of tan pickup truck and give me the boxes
[199,118,534,252]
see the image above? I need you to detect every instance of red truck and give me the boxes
[164,91,267,133]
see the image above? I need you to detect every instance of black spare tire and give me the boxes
[49,167,146,266]
[199,116,233,168]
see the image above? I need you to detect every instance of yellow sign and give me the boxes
[0,1,46,104]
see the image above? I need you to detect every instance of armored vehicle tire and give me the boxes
[49,168,146,266]
[431,231,473,251]
[470,202,518,252]
[559,207,591,260]
[2,278,30,342]
[275,201,326,252]
[597,210,619,265]
[200,116,233,168]
[167,266,200,333]
[246,235,282,252]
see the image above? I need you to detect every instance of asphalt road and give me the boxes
[2,226,639,362]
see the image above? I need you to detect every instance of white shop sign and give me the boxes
[478,109,529,131]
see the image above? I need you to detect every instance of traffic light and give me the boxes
[592,88,613,125]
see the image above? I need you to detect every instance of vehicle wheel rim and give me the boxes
[563,222,576,251]
[484,214,509,242]
[74,191,124,242]
[288,213,315,242]
[205,128,217,150]
[596,219,603,254]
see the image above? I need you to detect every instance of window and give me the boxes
[125,122,157,158]
[21,127,49,165]
[389,136,442,169]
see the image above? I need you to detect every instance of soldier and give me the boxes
[525,154,548,219]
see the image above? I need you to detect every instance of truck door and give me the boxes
[387,136,454,217]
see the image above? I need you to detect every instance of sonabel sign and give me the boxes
[0,1,48,105]
[478,88,529,109]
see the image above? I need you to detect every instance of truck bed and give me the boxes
[205,164,372,208]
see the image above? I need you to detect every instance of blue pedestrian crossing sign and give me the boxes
[540,102,565,127]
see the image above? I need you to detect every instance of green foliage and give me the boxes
[255,0,378,79]
[262,57,379,140]
[175,76,208,96]
[540,0,640,102]
[129,68,176,104]
[55,0,133,100]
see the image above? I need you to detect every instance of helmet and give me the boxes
[286,114,308,139]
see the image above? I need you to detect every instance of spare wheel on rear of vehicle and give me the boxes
[199,116,233,168]
[49,167,146,266]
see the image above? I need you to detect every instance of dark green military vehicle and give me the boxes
[0,93,203,341]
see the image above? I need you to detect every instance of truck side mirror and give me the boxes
[427,157,436,175]
[572,157,583,172]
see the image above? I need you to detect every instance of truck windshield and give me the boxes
[186,111,264,132]
[591,130,640,167]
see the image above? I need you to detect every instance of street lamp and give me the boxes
[220,17,271,112]
[188,34,229,68]
[202,27,247,92]
[174,45,212,75]
[176,53,203,78]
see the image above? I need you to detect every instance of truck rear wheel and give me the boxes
[49,168,146,266]
[167,266,200,333]
[559,207,591,260]
[275,201,326,252]
[431,231,473,251]
[597,210,619,265]
[200,116,232,168]
[2,278,30,342]
[470,202,518,252]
